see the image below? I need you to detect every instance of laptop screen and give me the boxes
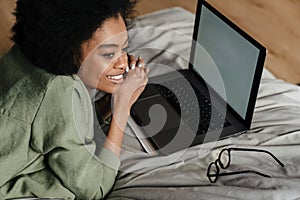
[191,3,261,120]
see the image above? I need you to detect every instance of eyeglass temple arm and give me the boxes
[229,148,285,167]
[215,170,271,178]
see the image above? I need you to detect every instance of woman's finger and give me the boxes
[137,56,145,68]
[136,56,146,79]
[127,54,137,71]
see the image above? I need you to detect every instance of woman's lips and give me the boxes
[106,74,125,84]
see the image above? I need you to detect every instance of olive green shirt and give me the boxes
[0,46,120,200]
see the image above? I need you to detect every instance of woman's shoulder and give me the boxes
[40,74,93,125]
[0,46,91,124]
[46,75,91,109]
[31,74,94,153]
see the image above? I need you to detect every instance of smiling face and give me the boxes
[78,14,129,93]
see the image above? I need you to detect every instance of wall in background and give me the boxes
[1,0,300,84]
[136,0,300,84]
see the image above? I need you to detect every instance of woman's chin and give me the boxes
[96,86,115,94]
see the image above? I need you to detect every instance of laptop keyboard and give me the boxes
[156,79,231,135]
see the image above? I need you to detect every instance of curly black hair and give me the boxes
[12,0,137,75]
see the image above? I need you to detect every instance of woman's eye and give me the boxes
[102,53,115,59]
[122,47,129,53]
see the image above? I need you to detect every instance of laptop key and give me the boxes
[155,81,231,135]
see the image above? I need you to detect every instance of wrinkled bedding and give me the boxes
[107,8,300,200]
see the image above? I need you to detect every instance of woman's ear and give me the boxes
[72,49,83,68]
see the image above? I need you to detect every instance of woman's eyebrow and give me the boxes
[97,37,129,49]
[98,44,118,49]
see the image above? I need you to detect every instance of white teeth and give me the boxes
[107,74,123,80]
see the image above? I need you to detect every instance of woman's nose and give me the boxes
[114,53,128,70]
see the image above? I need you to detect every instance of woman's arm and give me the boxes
[31,76,122,199]
[104,57,148,157]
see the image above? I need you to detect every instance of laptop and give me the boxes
[128,0,266,155]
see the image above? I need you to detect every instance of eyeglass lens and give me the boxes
[207,162,219,183]
[218,149,230,169]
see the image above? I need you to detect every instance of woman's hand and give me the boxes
[104,55,148,156]
[112,55,149,117]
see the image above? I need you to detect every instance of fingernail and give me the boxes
[131,64,136,70]
[138,63,143,68]
[145,67,150,73]
[126,66,129,73]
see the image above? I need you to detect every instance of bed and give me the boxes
[104,7,300,200]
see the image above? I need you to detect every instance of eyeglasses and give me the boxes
[207,147,285,183]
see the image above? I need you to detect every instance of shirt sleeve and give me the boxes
[31,75,120,199]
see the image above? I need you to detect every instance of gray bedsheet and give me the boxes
[107,8,300,200]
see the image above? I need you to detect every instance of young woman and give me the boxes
[0,0,147,199]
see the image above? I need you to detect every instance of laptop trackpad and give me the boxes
[131,93,183,148]
[131,92,181,129]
